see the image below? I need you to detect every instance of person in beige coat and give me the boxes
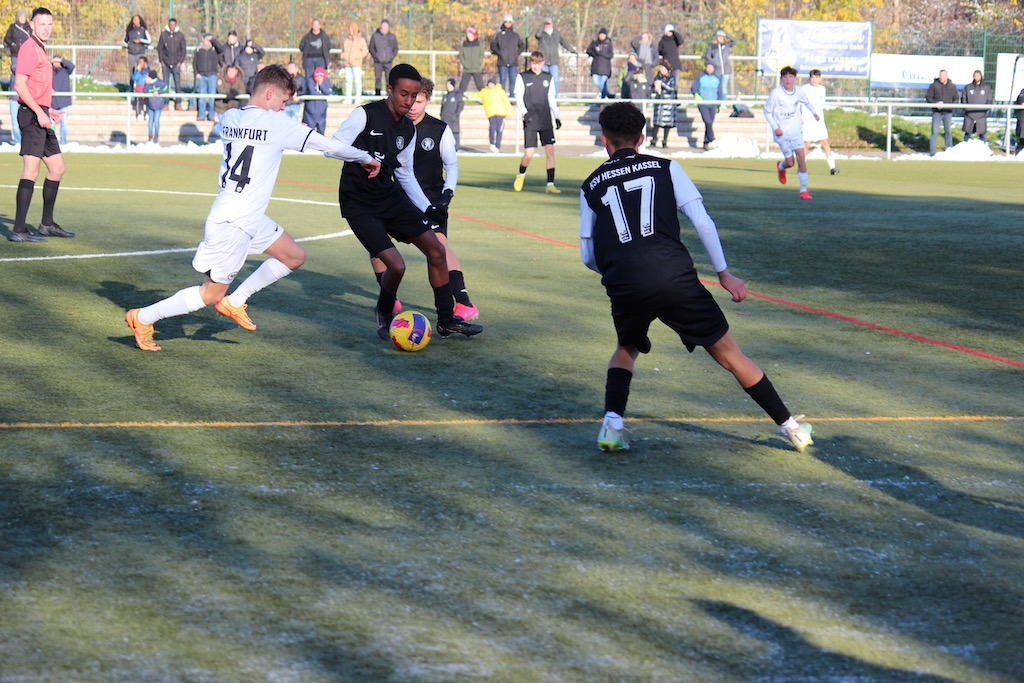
[341,22,369,102]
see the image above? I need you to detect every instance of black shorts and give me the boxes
[342,192,432,257]
[19,105,61,159]
[609,272,729,354]
[524,126,555,149]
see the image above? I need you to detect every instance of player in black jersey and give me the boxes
[580,102,813,453]
[330,63,483,340]
[512,51,562,194]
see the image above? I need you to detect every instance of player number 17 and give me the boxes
[600,176,655,244]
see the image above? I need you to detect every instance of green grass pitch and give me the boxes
[0,150,1022,682]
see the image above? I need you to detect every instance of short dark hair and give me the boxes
[147,69,158,78]
[253,63,297,97]
[31,7,51,20]
[780,66,798,77]
[530,50,545,63]
[809,68,821,77]
[598,102,647,149]
[388,63,421,88]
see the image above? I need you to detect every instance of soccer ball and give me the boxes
[389,310,432,352]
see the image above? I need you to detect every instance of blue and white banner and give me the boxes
[870,54,983,89]
[758,20,872,78]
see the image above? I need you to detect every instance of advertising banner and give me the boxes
[870,54,984,89]
[758,20,872,78]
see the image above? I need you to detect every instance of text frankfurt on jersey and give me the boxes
[589,160,662,190]
[221,126,269,141]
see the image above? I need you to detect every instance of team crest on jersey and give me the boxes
[396,135,406,150]
[543,79,550,87]
[420,137,435,152]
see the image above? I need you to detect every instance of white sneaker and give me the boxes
[780,415,814,452]
[597,417,630,452]
[489,144,500,153]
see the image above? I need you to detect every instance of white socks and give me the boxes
[782,416,801,431]
[228,258,293,307]
[604,411,624,430]
[138,285,205,325]
[798,171,808,191]
[826,154,836,170]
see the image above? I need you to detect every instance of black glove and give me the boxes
[555,118,562,130]
[438,188,454,210]
[424,204,446,223]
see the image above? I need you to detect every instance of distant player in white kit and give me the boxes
[801,69,838,175]
[764,65,818,200]
[125,64,381,351]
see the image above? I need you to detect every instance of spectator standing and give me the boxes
[960,70,993,143]
[626,69,650,101]
[630,31,657,84]
[236,39,264,95]
[926,69,958,156]
[439,77,463,149]
[144,69,167,142]
[457,25,486,93]
[658,24,683,83]
[157,18,186,108]
[368,19,398,96]
[299,19,331,78]
[704,29,735,97]
[219,30,242,67]
[691,62,722,150]
[122,14,151,84]
[651,60,677,148]
[10,8,72,242]
[586,28,614,99]
[481,74,512,152]
[5,9,31,144]
[341,22,368,103]
[490,14,524,94]
[303,66,331,134]
[193,33,220,121]
[284,61,305,121]
[512,51,562,194]
[534,17,574,96]
[50,55,73,146]
[215,63,246,118]
[130,56,149,118]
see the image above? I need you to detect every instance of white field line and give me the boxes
[0,185,348,263]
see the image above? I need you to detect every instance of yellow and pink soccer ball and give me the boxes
[389,310,432,352]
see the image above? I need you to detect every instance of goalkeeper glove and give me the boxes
[555,118,562,130]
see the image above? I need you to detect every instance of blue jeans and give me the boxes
[147,106,162,139]
[930,112,952,155]
[498,64,517,94]
[344,66,363,102]
[542,63,560,96]
[55,106,69,145]
[720,73,731,97]
[195,73,217,118]
[592,73,610,98]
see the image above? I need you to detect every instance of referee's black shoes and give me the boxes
[7,231,46,242]
[38,223,75,238]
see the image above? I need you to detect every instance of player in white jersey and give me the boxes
[764,65,818,200]
[801,69,838,175]
[125,64,381,351]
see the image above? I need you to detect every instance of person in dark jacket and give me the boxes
[586,28,614,99]
[926,69,959,155]
[193,33,221,121]
[490,14,524,93]
[4,9,31,144]
[303,66,331,133]
[960,70,993,142]
[368,19,399,95]
[122,14,151,84]
[439,78,464,149]
[284,61,306,121]
[299,19,332,78]
[534,17,575,96]
[457,25,485,93]
[157,18,186,108]
[219,30,243,68]
[235,39,265,95]
[703,29,735,96]
[651,60,677,148]
[658,23,683,82]
[50,55,73,145]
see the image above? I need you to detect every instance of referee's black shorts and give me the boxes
[341,191,432,258]
[18,104,61,159]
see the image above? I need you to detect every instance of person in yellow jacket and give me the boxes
[340,22,369,103]
[480,75,513,152]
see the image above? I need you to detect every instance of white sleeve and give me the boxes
[439,127,459,193]
[799,90,818,119]
[548,80,559,120]
[514,74,526,119]
[763,88,781,130]
[305,129,372,164]
[394,131,431,212]
[670,162,727,273]
[326,106,367,158]
[579,189,601,273]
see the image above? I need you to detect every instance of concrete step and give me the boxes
[0,99,766,150]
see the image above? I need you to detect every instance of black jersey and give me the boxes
[412,113,447,202]
[336,98,417,206]
[518,69,554,129]
[581,149,703,296]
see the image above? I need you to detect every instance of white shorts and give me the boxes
[802,116,829,142]
[774,131,804,158]
[192,214,284,284]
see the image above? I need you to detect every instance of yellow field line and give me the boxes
[0,416,1020,429]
